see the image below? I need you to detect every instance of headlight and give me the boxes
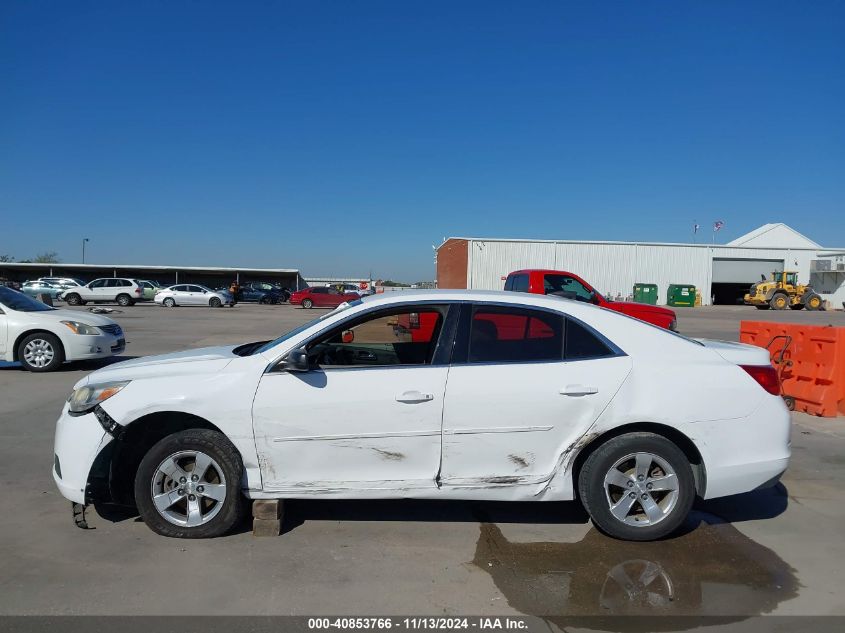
[61,321,101,335]
[68,381,130,413]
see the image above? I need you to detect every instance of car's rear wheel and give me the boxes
[578,432,695,541]
[302,298,313,309]
[163,297,176,308]
[209,297,222,308]
[116,294,132,307]
[17,332,65,372]
[134,429,248,538]
[65,293,82,306]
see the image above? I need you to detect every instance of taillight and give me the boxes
[740,365,780,395]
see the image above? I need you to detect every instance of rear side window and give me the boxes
[565,318,615,360]
[511,274,529,293]
[469,306,563,363]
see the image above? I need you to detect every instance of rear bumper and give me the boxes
[697,395,792,500]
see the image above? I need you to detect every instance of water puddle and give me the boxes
[473,512,799,629]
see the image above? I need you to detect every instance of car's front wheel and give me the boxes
[18,332,64,372]
[64,293,83,306]
[209,297,222,308]
[578,432,695,541]
[134,429,248,538]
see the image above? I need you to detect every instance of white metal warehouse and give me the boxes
[435,223,845,307]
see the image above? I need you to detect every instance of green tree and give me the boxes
[0,254,14,263]
[32,251,60,263]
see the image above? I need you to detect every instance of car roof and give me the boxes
[356,289,595,312]
[508,269,578,276]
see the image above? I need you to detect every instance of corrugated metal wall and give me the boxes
[465,240,845,306]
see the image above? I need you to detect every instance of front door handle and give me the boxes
[356,350,377,361]
[396,391,435,403]
[560,385,599,396]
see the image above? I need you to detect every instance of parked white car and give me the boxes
[38,277,86,290]
[52,290,789,540]
[59,278,143,307]
[154,284,233,308]
[0,287,125,372]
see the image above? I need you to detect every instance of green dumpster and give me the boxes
[633,283,658,305]
[667,284,696,307]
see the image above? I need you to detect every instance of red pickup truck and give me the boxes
[504,269,678,331]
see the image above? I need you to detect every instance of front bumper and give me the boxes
[52,405,113,504]
[64,333,124,361]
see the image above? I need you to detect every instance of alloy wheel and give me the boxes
[151,450,227,528]
[603,452,679,527]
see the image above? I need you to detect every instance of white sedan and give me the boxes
[154,284,233,308]
[52,290,790,540]
[0,287,125,372]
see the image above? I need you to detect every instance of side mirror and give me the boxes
[280,347,310,372]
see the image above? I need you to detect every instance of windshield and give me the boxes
[0,287,55,312]
[253,299,363,355]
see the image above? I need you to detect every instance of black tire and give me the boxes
[783,396,796,411]
[163,297,176,308]
[578,432,695,541]
[769,293,789,310]
[65,293,82,306]
[754,305,770,310]
[209,297,222,308]
[804,294,823,311]
[116,294,132,307]
[301,298,313,309]
[134,429,249,538]
[17,332,65,372]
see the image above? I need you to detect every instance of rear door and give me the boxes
[440,304,631,489]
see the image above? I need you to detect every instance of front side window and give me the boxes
[311,287,328,294]
[89,279,107,288]
[543,274,594,302]
[307,307,445,368]
[469,306,563,363]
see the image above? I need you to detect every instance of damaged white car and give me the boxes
[53,290,790,540]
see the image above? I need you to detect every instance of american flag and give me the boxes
[713,220,725,232]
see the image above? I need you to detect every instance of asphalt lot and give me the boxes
[0,301,844,622]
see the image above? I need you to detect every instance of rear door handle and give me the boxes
[560,385,599,396]
[396,391,435,403]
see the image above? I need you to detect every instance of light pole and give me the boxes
[82,238,90,263]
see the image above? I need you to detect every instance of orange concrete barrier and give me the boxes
[740,321,845,417]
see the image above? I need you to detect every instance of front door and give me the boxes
[252,304,453,492]
[440,304,631,489]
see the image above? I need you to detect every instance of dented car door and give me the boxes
[251,304,455,493]
[439,304,631,491]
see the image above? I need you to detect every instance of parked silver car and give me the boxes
[154,284,233,308]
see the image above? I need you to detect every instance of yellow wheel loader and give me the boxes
[744,271,823,311]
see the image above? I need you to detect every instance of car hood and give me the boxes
[75,345,240,387]
[17,308,120,328]
[695,338,772,365]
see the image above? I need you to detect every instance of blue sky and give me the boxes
[1,1,843,281]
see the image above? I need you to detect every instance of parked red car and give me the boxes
[290,286,361,309]
[504,269,678,330]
